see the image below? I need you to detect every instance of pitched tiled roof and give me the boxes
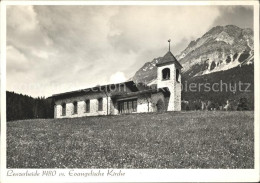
[156,51,183,68]
[111,87,170,99]
[49,81,139,99]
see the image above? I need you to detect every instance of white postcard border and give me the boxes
[1,1,259,182]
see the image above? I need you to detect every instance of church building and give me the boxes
[51,41,182,118]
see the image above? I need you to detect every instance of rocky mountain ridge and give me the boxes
[132,25,254,84]
[177,25,253,78]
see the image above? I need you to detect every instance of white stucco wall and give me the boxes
[157,63,182,111]
[174,80,182,111]
[54,91,172,118]
[136,92,166,113]
[151,92,167,112]
[54,83,135,118]
[54,93,112,118]
[53,64,182,118]
[137,97,151,113]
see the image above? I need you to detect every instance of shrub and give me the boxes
[181,101,190,111]
[224,100,236,111]
[193,100,201,110]
[206,101,214,110]
[156,99,165,112]
[237,97,249,111]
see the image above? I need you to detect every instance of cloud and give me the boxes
[109,71,127,84]
[6,45,30,72]
[108,6,220,52]
[107,6,221,75]
[213,6,253,29]
[7,11,57,64]
[6,5,252,97]
[7,5,38,31]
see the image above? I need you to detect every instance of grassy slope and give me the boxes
[7,111,254,168]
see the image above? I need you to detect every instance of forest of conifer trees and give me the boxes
[6,91,54,121]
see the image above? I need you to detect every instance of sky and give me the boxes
[6,5,253,97]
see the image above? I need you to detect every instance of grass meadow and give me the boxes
[7,111,254,168]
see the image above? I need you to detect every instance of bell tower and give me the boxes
[156,39,182,111]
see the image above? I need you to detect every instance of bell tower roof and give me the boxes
[156,39,183,68]
[156,51,183,68]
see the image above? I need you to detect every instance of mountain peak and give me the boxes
[177,24,253,77]
[177,24,253,59]
[132,25,253,84]
[202,25,242,38]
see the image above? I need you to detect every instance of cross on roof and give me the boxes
[168,39,171,51]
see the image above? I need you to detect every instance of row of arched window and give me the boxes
[162,68,180,82]
[61,98,103,116]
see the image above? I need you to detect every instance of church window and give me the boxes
[85,99,90,113]
[73,101,78,114]
[98,98,103,111]
[124,101,128,113]
[162,68,170,80]
[176,69,180,82]
[119,102,124,114]
[118,99,137,114]
[133,100,137,112]
[62,103,66,116]
[128,101,133,113]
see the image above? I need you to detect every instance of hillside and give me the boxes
[182,64,254,108]
[7,111,254,168]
